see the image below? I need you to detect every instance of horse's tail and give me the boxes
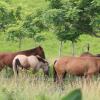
[53,60,57,82]
[13,58,21,76]
[15,58,21,75]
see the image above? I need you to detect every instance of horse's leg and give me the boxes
[85,71,94,86]
[57,72,64,90]
[0,62,5,71]
[86,67,98,84]
[53,66,58,82]
[63,72,66,81]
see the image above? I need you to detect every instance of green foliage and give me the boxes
[62,89,82,100]
[0,1,22,31]
[22,9,46,43]
[44,1,80,43]
[2,67,14,78]
[47,0,63,9]
[6,24,24,41]
[44,0,100,44]
[76,0,100,36]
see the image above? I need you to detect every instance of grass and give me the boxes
[0,32,99,100]
[0,72,100,100]
[0,32,100,62]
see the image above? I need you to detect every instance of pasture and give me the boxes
[0,0,100,100]
[0,31,100,100]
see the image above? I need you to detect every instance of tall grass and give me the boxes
[0,72,100,100]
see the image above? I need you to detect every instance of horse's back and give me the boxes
[96,54,100,57]
[13,55,28,66]
[0,52,16,67]
[54,56,98,76]
[54,56,73,73]
[67,57,97,75]
[80,52,94,57]
[27,55,39,67]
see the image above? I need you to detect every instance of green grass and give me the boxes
[0,73,100,100]
[0,32,100,62]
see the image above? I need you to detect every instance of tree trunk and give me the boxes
[19,38,22,49]
[72,41,75,56]
[32,35,36,47]
[59,41,63,57]
[87,43,90,52]
[19,33,22,49]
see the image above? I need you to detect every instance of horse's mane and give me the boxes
[80,52,94,57]
[96,54,100,57]
[36,55,47,63]
[17,46,42,53]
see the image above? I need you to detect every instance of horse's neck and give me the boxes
[37,62,43,69]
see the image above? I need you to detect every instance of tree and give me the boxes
[23,9,46,46]
[75,0,100,37]
[0,1,19,32]
[6,25,24,49]
[43,0,80,56]
[2,0,46,49]
[44,0,100,56]
[46,0,63,9]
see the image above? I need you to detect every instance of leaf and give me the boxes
[62,88,82,100]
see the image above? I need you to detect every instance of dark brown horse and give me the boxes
[0,46,45,71]
[53,56,100,83]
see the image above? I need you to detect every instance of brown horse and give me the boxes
[80,52,94,57]
[53,56,100,83]
[0,46,45,71]
[96,54,100,57]
[80,52,100,57]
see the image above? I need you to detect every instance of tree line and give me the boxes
[0,0,100,55]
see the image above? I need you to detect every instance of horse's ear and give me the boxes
[37,45,42,49]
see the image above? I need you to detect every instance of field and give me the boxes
[0,0,100,100]
[0,72,100,100]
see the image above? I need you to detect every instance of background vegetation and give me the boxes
[0,0,100,100]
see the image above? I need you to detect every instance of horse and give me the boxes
[96,54,100,57]
[0,46,45,71]
[80,52,94,57]
[13,55,49,77]
[80,52,100,57]
[53,56,100,83]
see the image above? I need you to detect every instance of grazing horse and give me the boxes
[0,46,45,71]
[53,56,100,83]
[80,52,100,57]
[13,55,49,77]
[96,54,100,57]
[80,52,94,57]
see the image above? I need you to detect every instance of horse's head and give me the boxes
[35,46,45,59]
[42,61,49,76]
[36,55,49,76]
